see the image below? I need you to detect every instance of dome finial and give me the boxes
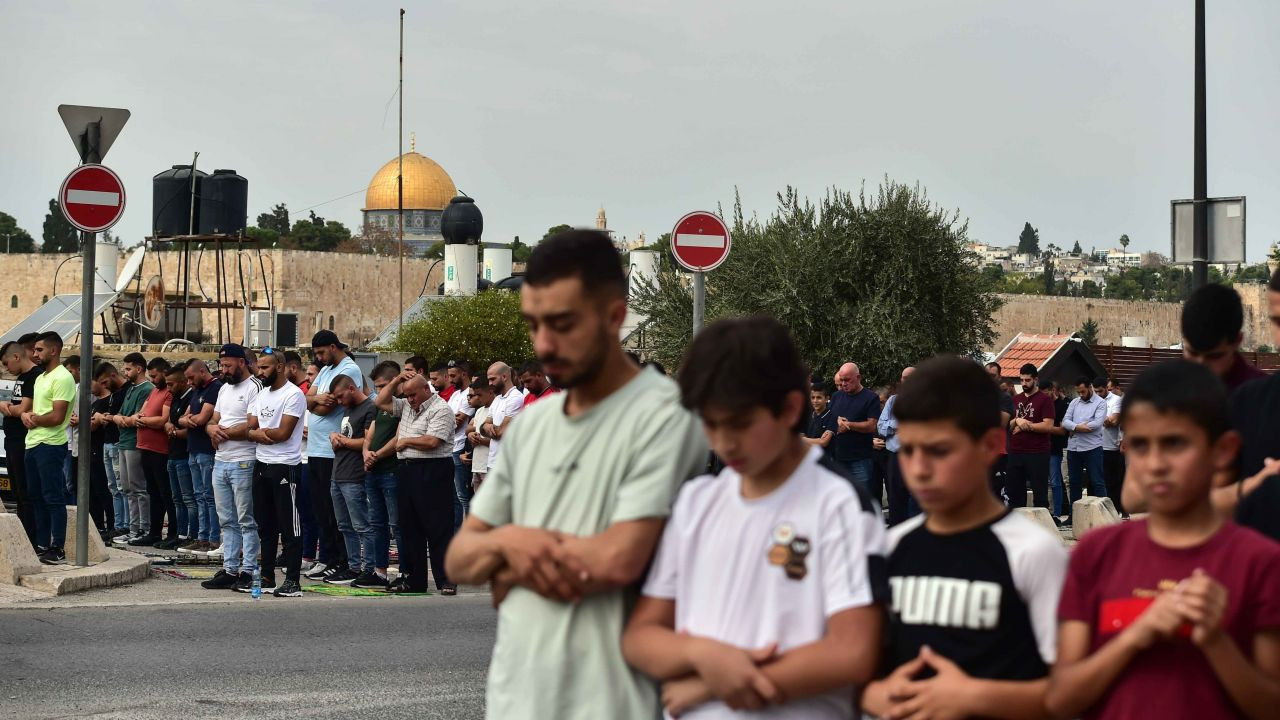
[410,131,416,153]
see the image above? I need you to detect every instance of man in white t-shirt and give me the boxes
[481,362,523,469]
[201,344,264,591]
[246,349,307,597]
[464,378,495,490]
[446,360,476,529]
[1099,377,1126,515]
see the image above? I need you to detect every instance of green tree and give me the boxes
[511,236,532,263]
[1042,259,1056,294]
[1071,240,1082,256]
[1080,280,1101,298]
[1233,263,1272,285]
[541,224,573,243]
[982,264,1005,285]
[1079,318,1100,346]
[255,203,290,235]
[42,199,79,253]
[424,240,444,259]
[1018,222,1040,255]
[384,289,532,370]
[0,211,36,252]
[244,226,281,248]
[631,180,1002,384]
[287,211,350,251]
[1119,233,1130,252]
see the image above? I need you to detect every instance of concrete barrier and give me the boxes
[63,505,110,565]
[18,548,150,595]
[1072,495,1121,540]
[1014,507,1067,545]
[0,514,42,584]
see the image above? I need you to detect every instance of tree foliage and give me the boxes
[42,199,79,253]
[630,180,1003,385]
[287,211,351,251]
[256,203,291,235]
[511,236,533,264]
[1018,222,1040,255]
[1070,240,1082,255]
[0,211,36,252]
[384,289,532,370]
[1078,318,1100,346]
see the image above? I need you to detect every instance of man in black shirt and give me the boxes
[1,339,42,545]
[802,382,835,454]
[87,373,114,535]
[1047,381,1071,519]
[93,362,131,538]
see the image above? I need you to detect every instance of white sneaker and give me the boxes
[205,544,224,559]
[303,562,329,580]
[299,560,316,573]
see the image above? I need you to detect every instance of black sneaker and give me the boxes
[234,572,276,593]
[273,579,303,597]
[387,576,411,593]
[351,570,389,590]
[324,567,359,585]
[201,570,241,590]
[38,546,66,565]
[231,571,256,593]
[128,535,160,547]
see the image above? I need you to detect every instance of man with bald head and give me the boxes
[375,369,457,593]
[828,362,881,494]
[481,361,524,473]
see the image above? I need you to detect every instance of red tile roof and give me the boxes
[993,333,1075,380]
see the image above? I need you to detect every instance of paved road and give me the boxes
[0,594,496,719]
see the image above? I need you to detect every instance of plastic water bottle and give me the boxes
[251,569,262,600]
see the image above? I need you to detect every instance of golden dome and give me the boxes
[363,151,457,211]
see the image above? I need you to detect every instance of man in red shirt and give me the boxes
[429,362,455,401]
[1007,363,1057,513]
[519,360,558,407]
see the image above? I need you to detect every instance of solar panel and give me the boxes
[0,292,121,345]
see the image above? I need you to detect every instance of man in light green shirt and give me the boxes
[20,332,76,563]
[447,230,708,719]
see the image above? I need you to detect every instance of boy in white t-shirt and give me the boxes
[463,378,495,493]
[623,317,887,719]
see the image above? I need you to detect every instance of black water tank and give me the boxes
[441,196,483,245]
[198,169,248,235]
[152,165,207,236]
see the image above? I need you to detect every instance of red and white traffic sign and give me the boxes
[671,211,731,272]
[59,164,126,233]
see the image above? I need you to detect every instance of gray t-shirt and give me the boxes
[334,399,376,483]
[470,367,708,720]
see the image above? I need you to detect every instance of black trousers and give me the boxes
[869,449,887,514]
[397,458,456,591]
[989,454,1009,501]
[254,462,303,582]
[1103,450,1127,515]
[1007,452,1050,509]
[140,449,176,539]
[885,451,914,526]
[5,437,36,546]
[74,449,113,533]
[307,456,346,569]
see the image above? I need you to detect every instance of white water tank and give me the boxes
[483,245,513,283]
[1121,336,1149,348]
[95,240,120,294]
[445,244,478,296]
[630,250,658,295]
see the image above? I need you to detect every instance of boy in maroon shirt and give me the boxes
[1007,363,1056,512]
[1047,360,1280,720]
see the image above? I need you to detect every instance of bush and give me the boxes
[383,290,533,370]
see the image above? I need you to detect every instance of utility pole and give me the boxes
[1192,0,1208,290]
[74,122,100,566]
[398,8,405,338]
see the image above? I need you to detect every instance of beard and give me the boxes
[542,325,611,389]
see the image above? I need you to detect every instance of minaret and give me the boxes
[596,206,607,230]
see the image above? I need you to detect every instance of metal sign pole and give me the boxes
[74,122,101,566]
[1192,0,1208,290]
[692,271,705,336]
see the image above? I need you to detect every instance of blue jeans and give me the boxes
[330,481,373,572]
[365,471,401,570]
[845,458,874,496]
[168,457,197,538]
[188,453,218,543]
[63,452,75,505]
[26,443,69,549]
[104,444,128,531]
[1067,447,1107,504]
[1049,452,1066,516]
[212,458,257,575]
[452,450,472,530]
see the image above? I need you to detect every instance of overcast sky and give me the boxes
[2,1,1277,261]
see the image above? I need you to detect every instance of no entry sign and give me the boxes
[671,211,731,272]
[59,164,126,233]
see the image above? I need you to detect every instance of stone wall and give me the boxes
[0,249,443,348]
[990,285,1272,351]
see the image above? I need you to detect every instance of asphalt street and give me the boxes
[0,593,496,719]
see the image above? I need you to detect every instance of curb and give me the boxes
[18,548,151,596]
